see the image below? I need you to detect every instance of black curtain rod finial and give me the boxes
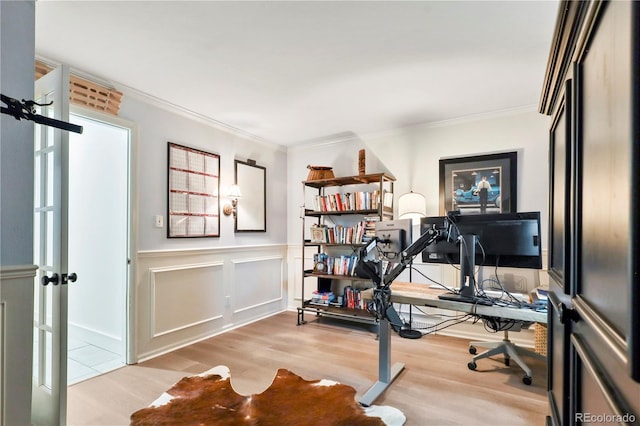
[1,93,83,134]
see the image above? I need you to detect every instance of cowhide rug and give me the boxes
[130,365,405,425]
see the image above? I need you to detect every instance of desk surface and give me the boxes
[364,281,547,324]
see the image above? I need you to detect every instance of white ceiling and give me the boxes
[35,1,559,147]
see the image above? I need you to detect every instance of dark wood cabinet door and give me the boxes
[572,0,639,421]
[547,78,574,425]
[543,1,640,425]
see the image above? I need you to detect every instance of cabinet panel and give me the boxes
[547,285,571,426]
[577,0,631,337]
[548,85,571,290]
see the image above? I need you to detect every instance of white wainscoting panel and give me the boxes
[136,245,287,362]
[0,265,37,426]
[290,246,320,308]
[232,256,283,313]
[149,262,224,338]
[292,254,316,304]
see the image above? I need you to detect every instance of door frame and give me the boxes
[32,64,71,426]
[68,104,138,365]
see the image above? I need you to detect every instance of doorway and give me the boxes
[66,111,131,384]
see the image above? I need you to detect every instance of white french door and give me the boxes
[32,65,72,426]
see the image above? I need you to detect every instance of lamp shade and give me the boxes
[228,184,242,199]
[398,191,426,222]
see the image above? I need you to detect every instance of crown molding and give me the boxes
[117,84,287,152]
[34,55,286,152]
[419,104,540,129]
[286,131,363,151]
[355,104,542,143]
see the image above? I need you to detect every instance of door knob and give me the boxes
[548,291,578,324]
[61,272,78,285]
[41,273,59,286]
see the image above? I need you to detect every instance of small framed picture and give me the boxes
[310,225,327,243]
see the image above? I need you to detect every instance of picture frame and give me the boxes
[167,142,220,237]
[235,159,266,232]
[310,224,327,243]
[439,151,517,215]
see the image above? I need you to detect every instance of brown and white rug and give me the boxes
[130,365,405,425]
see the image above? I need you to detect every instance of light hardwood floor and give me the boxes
[68,311,548,425]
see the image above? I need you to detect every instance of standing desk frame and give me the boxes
[358,282,547,406]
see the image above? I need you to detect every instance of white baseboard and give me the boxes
[68,323,123,355]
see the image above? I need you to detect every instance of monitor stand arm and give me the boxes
[382,227,442,288]
[458,234,478,298]
[368,227,443,327]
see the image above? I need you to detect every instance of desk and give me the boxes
[358,282,547,406]
[379,281,547,323]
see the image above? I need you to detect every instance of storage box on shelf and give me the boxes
[298,173,395,326]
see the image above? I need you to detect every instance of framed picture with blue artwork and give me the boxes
[439,151,517,215]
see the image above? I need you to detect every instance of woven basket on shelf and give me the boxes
[306,165,335,181]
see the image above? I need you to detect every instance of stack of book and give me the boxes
[343,286,364,309]
[310,291,335,306]
[362,216,380,242]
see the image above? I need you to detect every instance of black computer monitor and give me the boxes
[420,212,542,301]
[421,212,542,269]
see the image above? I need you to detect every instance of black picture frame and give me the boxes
[234,159,266,232]
[439,151,517,215]
[167,142,220,237]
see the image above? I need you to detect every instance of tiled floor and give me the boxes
[67,336,125,385]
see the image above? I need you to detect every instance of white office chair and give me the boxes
[466,320,546,385]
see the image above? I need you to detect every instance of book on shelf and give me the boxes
[309,222,367,245]
[312,253,360,276]
[343,286,365,309]
[363,215,380,242]
[312,190,389,213]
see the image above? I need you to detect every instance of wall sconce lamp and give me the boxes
[223,184,242,217]
[398,191,427,225]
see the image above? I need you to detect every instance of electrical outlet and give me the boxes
[154,215,164,228]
